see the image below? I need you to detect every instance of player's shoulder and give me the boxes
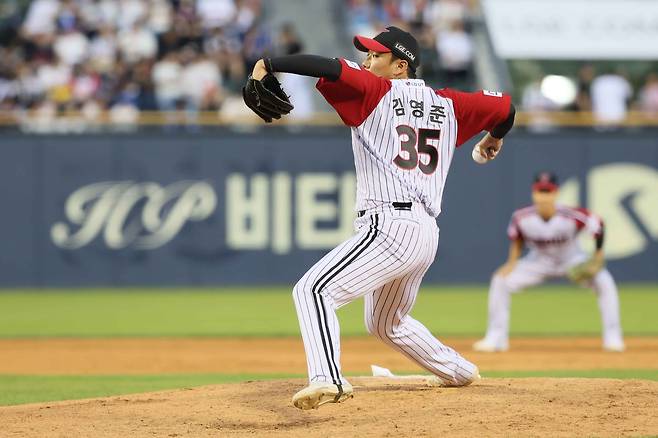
[434,87,457,99]
[512,205,536,220]
[556,205,591,220]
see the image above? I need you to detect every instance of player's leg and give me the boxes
[363,217,479,386]
[475,259,548,351]
[292,214,429,408]
[590,269,625,351]
[364,279,479,386]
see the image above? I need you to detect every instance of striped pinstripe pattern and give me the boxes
[293,210,478,387]
[351,79,458,217]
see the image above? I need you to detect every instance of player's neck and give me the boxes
[537,206,556,221]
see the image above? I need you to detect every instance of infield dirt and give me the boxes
[2,376,658,437]
[2,337,657,437]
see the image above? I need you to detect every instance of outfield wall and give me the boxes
[1,128,657,286]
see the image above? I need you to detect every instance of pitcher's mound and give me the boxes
[3,377,657,437]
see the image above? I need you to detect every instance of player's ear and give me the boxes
[394,58,408,77]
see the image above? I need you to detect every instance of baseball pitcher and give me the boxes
[473,172,625,353]
[244,26,516,409]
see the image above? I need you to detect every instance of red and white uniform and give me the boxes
[481,205,624,351]
[508,205,603,268]
[317,58,511,217]
[292,59,511,388]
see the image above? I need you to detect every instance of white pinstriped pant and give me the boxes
[292,206,478,387]
[483,255,624,347]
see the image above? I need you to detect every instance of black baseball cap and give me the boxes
[532,171,559,192]
[353,26,420,72]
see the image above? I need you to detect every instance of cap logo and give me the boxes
[394,42,416,61]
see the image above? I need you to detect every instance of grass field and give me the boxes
[1,284,657,406]
[1,285,657,337]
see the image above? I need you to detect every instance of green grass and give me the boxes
[2,369,656,406]
[1,285,656,407]
[0,373,299,406]
[0,285,656,337]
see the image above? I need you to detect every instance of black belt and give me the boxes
[358,202,412,217]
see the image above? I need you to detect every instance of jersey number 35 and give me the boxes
[393,125,440,175]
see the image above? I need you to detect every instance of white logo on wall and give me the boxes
[51,181,217,249]
[558,163,658,260]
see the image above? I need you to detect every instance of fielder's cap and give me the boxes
[532,171,559,192]
[353,26,420,72]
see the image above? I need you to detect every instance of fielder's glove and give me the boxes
[567,257,604,285]
[242,74,294,123]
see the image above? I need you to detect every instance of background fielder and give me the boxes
[474,172,625,353]
[247,26,516,409]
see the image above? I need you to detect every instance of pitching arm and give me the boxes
[251,55,341,81]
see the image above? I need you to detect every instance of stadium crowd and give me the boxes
[522,66,658,123]
[0,0,656,126]
[0,0,269,124]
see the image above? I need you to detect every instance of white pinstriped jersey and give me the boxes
[508,205,604,261]
[317,58,511,217]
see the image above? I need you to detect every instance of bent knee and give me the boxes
[365,316,397,340]
[292,277,312,302]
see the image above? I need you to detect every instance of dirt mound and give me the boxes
[2,377,657,437]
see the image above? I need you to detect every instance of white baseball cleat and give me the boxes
[292,382,354,410]
[473,339,509,353]
[603,341,626,352]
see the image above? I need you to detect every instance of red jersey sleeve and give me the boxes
[316,58,392,127]
[573,207,604,237]
[435,88,511,147]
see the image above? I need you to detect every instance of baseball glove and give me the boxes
[242,74,294,123]
[567,257,604,285]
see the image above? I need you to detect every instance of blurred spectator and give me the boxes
[591,70,632,124]
[424,0,467,32]
[196,0,236,30]
[37,58,71,100]
[89,25,118,73]
[149,0,173,34]
[16,65,44,108]
[96,0,121,27]
[435,20,473,88]
[71,64,101,105]
[55,0,81,32]
[118,21,158,64]
[117,0,148,30]
[638,73,658,114]
[179,45,222,125]
[277,24,313,121]
[234,0,260,34]
[568,64,595,112]
[54,27,89,65]
[152,50,182,112]
[21,0,60,37]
